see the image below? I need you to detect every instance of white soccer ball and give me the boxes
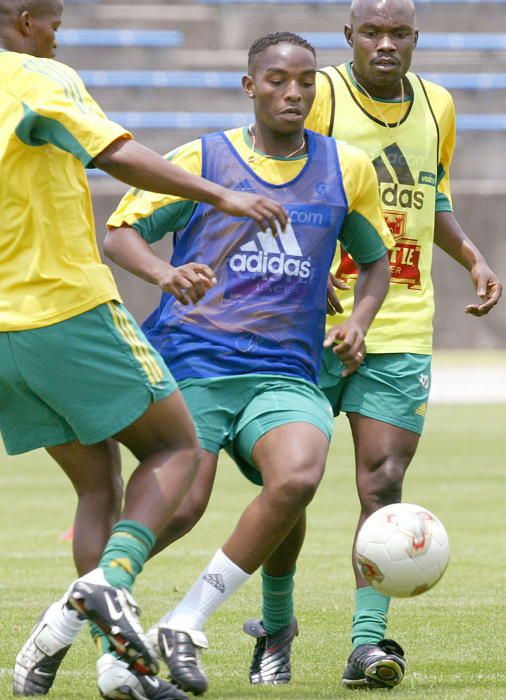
[355,503,450,598]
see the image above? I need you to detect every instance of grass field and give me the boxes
[1,404,505,699]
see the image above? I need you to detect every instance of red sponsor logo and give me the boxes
[384,210,407,240]
[336,207,421,290]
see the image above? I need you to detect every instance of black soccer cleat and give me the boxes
[97,653,189,699]
[243,618,298,685]
[148,626,208,696]
[13,608,71,696]
[342,639,405,689]
[67,574,158,676]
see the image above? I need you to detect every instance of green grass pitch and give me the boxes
[1,404,505,699]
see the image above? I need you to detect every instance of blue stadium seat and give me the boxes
[79,70,506,90]
[59,29,506,50]
[301,32,506,50]
[102,111,506,131]
[200,0,506,4]
[58,29,183,47]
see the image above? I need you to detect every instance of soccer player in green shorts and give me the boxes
[1,2,288,698]
[102,32,392,695]
[302,0,503,689]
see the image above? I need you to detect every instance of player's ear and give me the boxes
[413,29,419,49]
[242,75,255,99]
[344,25,353,47]
[18,11,33,37]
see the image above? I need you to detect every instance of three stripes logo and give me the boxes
[229,222,311,279]
[372,143,425,211]
[203,573,226,594]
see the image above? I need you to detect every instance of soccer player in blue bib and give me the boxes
[2,1,289,698]
[104,32,392,696]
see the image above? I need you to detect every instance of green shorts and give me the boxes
[0,302,177,455]
[319,348,431,435]
[179,374,334,485]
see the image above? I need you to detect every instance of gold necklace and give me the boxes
[350,64,405,131]
[247,125,306,164]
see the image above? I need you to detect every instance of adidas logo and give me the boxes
[372,143,429,211]
[232,178,256,193]
[203,573,225,594]
[229,222,311,279]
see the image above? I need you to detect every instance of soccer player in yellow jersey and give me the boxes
[103,32,391,696]
[303,0,502,690]
[1,1,288,698]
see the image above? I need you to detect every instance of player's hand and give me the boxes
[323,320,366,377]
[155,262,217,305]
[466,261,503,316]
[214,191,288,233]
[327,273,350,315]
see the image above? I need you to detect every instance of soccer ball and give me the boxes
[355,503,450,598]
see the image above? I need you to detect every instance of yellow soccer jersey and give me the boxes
[109,127,393,267]
[306,62,456,354]
[0,50,130,331]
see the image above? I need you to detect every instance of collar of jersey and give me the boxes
[242,126,309,161]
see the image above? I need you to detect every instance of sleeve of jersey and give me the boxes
[14,58,130,166]
[106,140,202,243]
[435,88,456,213]
[305,71,333,136]
[338,143,394,263]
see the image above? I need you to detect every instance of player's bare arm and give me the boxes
[104,225,216,306]
[434,211,503,316]
[94,139,288,233]
[324,253,390,375]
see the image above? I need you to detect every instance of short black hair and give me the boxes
[248,32,316,73]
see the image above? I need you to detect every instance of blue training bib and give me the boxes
[143,129,348,384]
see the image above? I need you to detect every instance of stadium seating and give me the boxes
[200,0,506,4]
[60,0,504,347]
[78,70,506,91]
[59,29,183,46]
[60,29,506,50]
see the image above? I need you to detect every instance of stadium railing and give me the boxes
[79,70,506,90]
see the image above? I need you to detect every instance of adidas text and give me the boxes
[229,252,311,279]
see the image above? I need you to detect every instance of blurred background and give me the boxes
[62,0,505,350]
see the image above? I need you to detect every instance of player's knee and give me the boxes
[267,467,322,508]
[359,464,404,515]
[177,443,202,484]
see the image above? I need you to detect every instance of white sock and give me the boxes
[44,596,85,645]
[43,569,108,645]
[161,549,250,631]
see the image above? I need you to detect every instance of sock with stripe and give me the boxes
[161,549,250,631]
[261,567,295,635]
[352,586,391,648]
[98,520,156,591]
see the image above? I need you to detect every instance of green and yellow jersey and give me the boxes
[306,62,456,354]
[109,127,393,267]
[0,50,130,331]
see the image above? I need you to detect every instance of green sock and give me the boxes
[89,622,112,657]
[261,567,295,635]
[98,519,156,591]
[352,586,390,648]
